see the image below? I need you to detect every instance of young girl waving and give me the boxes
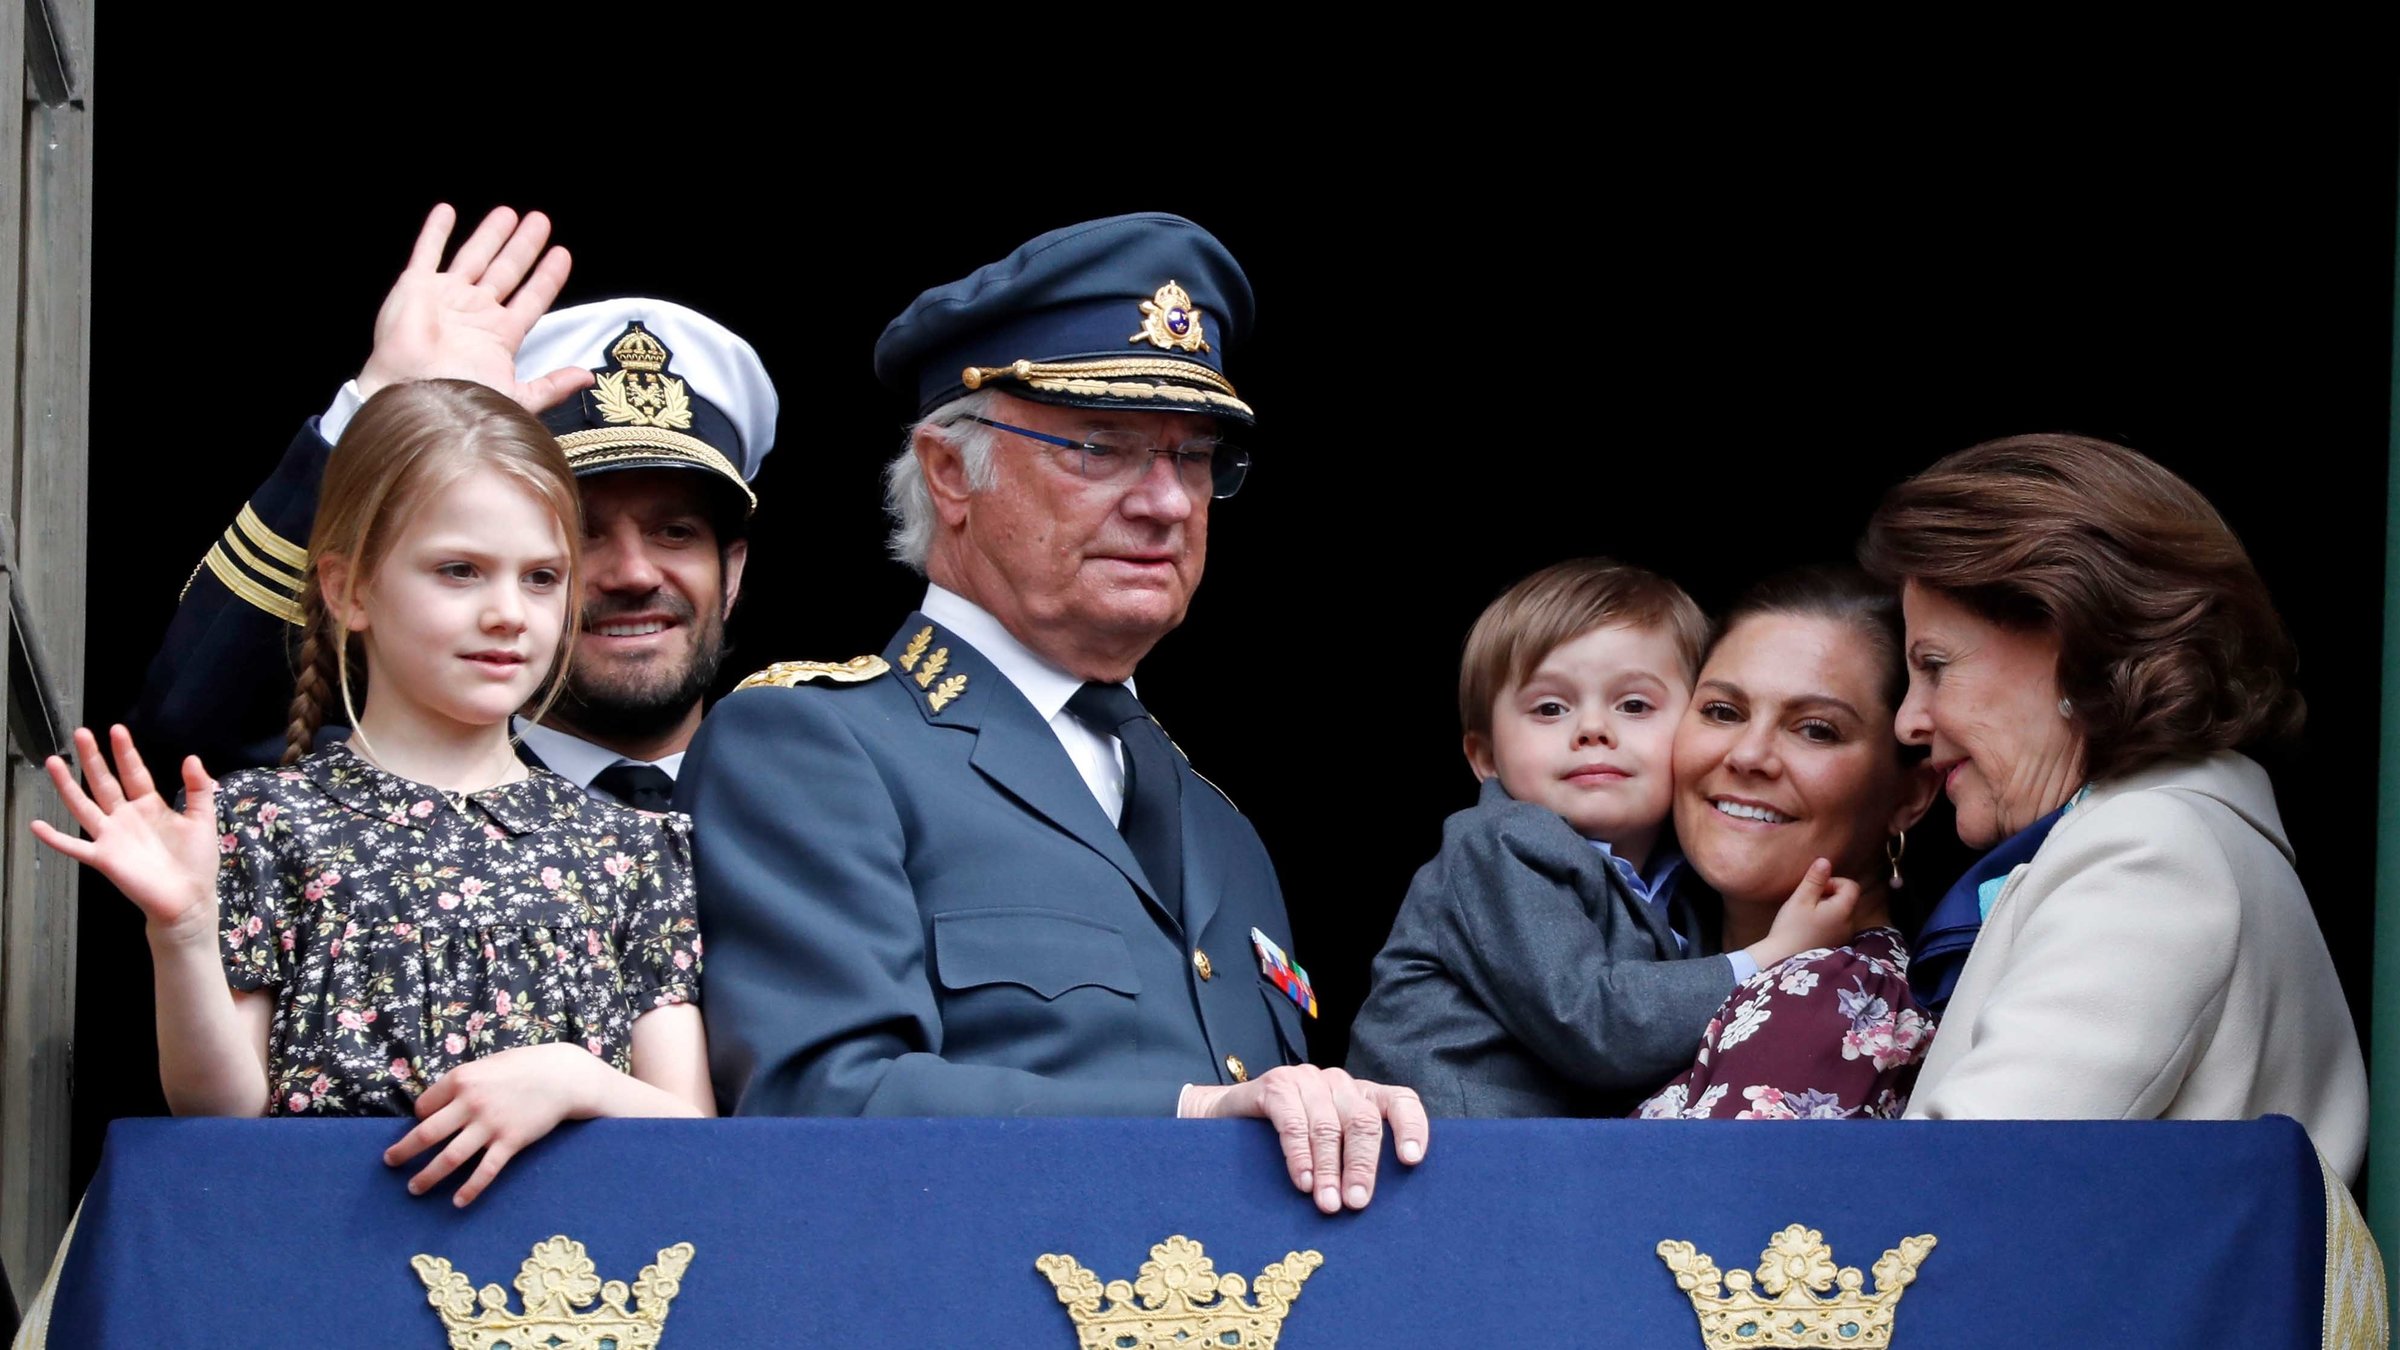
[34,378,711,1205]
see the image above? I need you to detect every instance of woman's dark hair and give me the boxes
[1858,432,2303,782]
[1711,565,1921,764]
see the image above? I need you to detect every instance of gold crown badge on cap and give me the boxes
[1131,281,1210,354]
[591,321,696,431]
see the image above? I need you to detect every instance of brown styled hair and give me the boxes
[1713,565,1921,763]
[1458,558,1709,737]
[1858,432,2303,782]
[282,380,583,765]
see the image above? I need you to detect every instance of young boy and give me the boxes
[1346,559,1856,1117]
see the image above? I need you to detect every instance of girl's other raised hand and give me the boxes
[30,725,220,942]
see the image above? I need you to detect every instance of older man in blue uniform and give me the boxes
[683,213,1428,1212]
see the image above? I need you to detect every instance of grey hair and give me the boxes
[883,389,1001,572]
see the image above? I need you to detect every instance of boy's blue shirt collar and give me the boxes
[1588,838,1691,955]
[1586,837,1684,909]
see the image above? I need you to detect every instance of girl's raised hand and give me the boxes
[30,726,220,941]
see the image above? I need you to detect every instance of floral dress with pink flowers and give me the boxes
[1634,928,1934,1121]
[215,739,701,1117]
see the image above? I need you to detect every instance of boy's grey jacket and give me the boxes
[1346,778,1737,1117]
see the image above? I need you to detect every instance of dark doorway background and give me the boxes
[78,40,2398,1186]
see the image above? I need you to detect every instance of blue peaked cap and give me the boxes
[874,213,1256,425]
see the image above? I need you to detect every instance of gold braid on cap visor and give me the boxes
[961,358,1253,418]
[554,428,759,511]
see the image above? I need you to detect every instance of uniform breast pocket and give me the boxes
[931,908,1144,1066]
[933,908,1143,999]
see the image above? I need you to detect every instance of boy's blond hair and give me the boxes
[1458,558,1709,738]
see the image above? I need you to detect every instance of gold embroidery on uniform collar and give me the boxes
[899,626,934,672]
[1657,1225,1937,1349]
[928,673,967,712]
[1038,1235,1323,1350]
[1131,281,1211,354]
[733,655,891,691]
[411,1234,694,1350]
[914,647,950,688]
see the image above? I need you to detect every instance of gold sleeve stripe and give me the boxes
[220,525,304,594]
[235,503,308,569]
[202,545,305,625]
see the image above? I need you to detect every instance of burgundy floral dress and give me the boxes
[215,740,701,1117]
[1635,928,1934,1120]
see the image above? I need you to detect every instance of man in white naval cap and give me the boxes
[133,205,776,810]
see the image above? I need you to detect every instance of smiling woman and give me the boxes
[1636,567,1942,1120]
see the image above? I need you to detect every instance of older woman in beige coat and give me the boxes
[1861,433,2368,1184]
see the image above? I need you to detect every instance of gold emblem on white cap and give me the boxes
[1131,281,1210,354]
[590,322,696,431]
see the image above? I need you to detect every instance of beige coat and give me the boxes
[1904,752,2369,1183]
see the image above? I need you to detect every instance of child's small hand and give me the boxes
[30,726,220,944]
[1747,858,1861,970]
[383,1043,607,1207]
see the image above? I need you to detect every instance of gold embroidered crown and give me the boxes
[1037,1234,1323,1350]
[411,1234,694,1350]
[1657,1224,1936,1349]
[608,322,672,373]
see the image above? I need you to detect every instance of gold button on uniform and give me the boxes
[1225,1055,1248,1083]
[1193,949,1213,980]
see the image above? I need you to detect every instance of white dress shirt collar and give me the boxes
[512,717,685,790]
[921,584,1131,823]
[921,585,1136,715]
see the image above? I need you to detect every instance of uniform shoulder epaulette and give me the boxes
[733,655,891,692]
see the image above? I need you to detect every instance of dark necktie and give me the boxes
[1066,682,1184,921]
[590,761,676,813]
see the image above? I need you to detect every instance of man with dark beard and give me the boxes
[135,205,773,808]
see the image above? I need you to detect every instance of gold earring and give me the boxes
[1886,829,1907,889]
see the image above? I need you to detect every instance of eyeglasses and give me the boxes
[956,415,1251,500]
